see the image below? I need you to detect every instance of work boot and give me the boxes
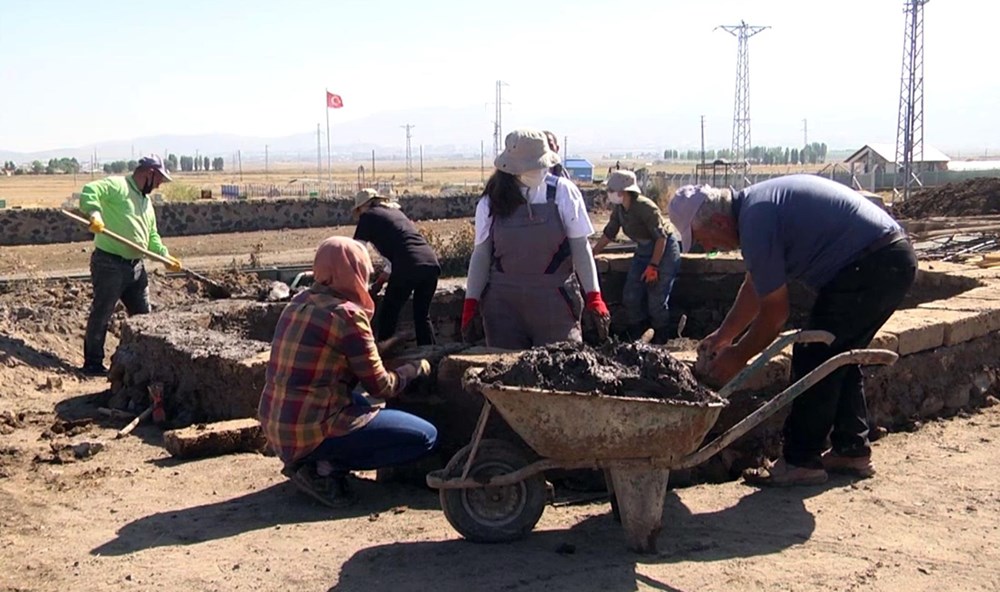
[289,464,357,508]
[79,363,108,377]
[821,451,876,478]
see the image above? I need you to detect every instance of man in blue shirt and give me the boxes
[669,175,917,487]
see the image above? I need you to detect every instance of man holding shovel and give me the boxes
[78,155,181,376]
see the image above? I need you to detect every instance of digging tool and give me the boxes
[60,209,232,298]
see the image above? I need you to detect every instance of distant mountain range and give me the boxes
[2,104,966,164]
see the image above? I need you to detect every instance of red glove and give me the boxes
[585,292,609,317]
[461,299,479,330]
[642,264,659,284]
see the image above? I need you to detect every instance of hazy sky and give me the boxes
[1,0,997,154]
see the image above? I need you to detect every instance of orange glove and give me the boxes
[642,264,659,284]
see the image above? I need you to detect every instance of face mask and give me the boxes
[518,169,547,188]
[608,191,623,205]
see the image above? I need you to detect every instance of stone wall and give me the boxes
[0,190,600,247]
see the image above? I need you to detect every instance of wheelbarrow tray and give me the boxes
[478,383,727,463]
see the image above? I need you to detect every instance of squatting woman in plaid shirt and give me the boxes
[258,236,435,507]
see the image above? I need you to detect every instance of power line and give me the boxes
[895,0,929,202]
[716,21,769,177]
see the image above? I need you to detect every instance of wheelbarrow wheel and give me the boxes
[440,439,546,543]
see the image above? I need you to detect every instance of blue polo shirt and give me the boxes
[735,175,902,296]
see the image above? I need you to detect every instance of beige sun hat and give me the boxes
[494,129,561,175]
[353,188,399,211]
[605,170,641,193]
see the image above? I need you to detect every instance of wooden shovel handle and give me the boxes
[61,209,174,267]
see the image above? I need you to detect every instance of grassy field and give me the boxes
[0,159,828,209]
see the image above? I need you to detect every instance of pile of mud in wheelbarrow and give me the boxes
[425,330,898,554]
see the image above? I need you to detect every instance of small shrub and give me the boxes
[420,223,475,278]
[161,182,201,203]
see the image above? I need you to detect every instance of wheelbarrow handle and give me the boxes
[717,329,835,399]
[673,348,898,471]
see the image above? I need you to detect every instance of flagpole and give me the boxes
[325,88,332,197]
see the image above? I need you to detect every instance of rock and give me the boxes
[72,441,105,459]
[919,396,944,417]
[265,281,291,302]
[944,386,971,410]
[162,418,267,459]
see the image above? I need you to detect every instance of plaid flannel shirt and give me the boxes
[258,284,407,464]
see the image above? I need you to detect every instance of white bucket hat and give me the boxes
[605,170,641,193]
[494,129,560,175]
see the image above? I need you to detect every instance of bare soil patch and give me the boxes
[895,177,1000,218]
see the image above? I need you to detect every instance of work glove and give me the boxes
[88,212,105,234]
[461,299,484,344]
[582,292,611,345]
[641,264,659,284]
[396,359,431,383]
[166,256,183,273]
[369,271,390,296]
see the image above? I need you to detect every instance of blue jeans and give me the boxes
[303,391,438,472]
[622,236,681,330]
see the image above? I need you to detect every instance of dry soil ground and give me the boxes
[0,174,998,590]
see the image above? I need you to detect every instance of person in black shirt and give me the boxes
[353,189,441,345]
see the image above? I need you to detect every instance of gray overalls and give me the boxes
[481,178,583,349]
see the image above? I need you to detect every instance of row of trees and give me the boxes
[663,142,830,166]
[166,154,225,172]
[3,158,82,175]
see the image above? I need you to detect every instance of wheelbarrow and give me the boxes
[425,330,898,553]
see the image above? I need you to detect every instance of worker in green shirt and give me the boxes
[78,155,181,376]
[592,170,681,344]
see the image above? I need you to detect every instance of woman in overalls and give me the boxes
[592,170,681,344]
[461,129,610,348]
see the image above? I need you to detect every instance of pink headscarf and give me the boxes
[312,237,375,317]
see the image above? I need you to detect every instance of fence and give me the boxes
[219,180,396,200]
[650,168,1000,194]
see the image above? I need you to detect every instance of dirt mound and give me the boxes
[477,341,720,404]
[894,177,1000,219]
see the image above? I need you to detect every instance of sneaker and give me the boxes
[821,451,876,478]
[742,458,829,488]
[289,465,356,508]
[79,364,108,377]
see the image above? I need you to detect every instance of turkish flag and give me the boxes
[326,92,344,109]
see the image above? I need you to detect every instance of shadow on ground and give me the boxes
[329,484,832,592]
[90,479,440,557]
[0,334,80,374]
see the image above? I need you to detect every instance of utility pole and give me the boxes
[802,118,809,147]
[700,115,706,164]
[316,123,322,189]
[716,21,770,176]
[481,140,485,184]
[195,149,200,172]
[563,135,568,159]
[265,144,269,180]
[491,80,510,158]
[419,145,424,182]
[401,124,415,181]
[895,0,930,201]
[238,150,243,182]
[371,149,376,182]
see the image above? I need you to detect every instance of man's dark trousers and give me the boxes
[784,240,918,469]
[83,249,151,368]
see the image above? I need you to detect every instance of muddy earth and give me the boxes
[477,341,720,404]
[894,177,1000,218]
